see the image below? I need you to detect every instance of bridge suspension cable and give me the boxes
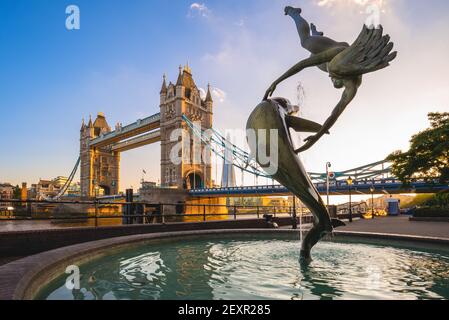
[182,114,269,179]
[46,157,81,201]
[182,114,393,185]
[309,160,392,182]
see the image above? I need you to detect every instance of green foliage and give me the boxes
[425,192,449,208]
[414,207,449,218]
[12,185,21,200]
[387,113,449,184]
[400,194,434,208]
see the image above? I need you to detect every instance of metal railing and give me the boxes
[189,178,449,196]
[0,199,310,228]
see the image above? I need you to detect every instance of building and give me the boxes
[27,184,37,200]
[21,183,27,201]
[36,179,60,200]
[66,182,81,197]
[0,183,14,200]
[231,196,292,208]
[52,176,69,188]
[160,65,213,189]
[29,177,79,200]
[141,181,158,190]
[221,134,236,188]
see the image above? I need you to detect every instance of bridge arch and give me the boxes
[98,185,111,196]
[184,171,204,190]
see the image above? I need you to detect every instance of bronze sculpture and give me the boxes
[247,98,345,262]
[247,7,397,262]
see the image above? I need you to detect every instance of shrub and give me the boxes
[413,207,449,218]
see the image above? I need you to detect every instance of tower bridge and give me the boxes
[79,66,213,198]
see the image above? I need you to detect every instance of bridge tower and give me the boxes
[80,113,120,198]
[160,65,213,189]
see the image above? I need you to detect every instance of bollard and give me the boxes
[94,200,98,227]
[124,189,134,225]
[292,197,298,230]
[27,201,32,217]
[136,204,144,224]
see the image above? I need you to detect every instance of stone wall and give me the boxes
[139,188,190,215]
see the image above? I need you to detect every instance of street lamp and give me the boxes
[370,184,375,220]
[94,185,100,199]
[347,176,353,223]
[326,162,332,207]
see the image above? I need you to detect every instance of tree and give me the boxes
[387,112,449,184]
[13,185,22,200]
[424,192,448,208]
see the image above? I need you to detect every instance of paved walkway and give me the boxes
[337,215,449,239]
[2,216,448,238]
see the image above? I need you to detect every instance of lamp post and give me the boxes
[92,185,99,227]
[347,176,353,223]
[94,185,99,199]
[370,185,375,219]
[326,162,332,208]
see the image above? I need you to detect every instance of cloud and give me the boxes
[199,86,227,102]
[316,0,385,7]
[234,19,245,27]
[212,87,227,102]
[188,3,211,18]
[198,87,206,99]
[315,0,389,16]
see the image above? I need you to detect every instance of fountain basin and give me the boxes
[1,230,449,300]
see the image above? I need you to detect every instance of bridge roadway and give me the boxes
[111,130,161,152]
[90,113,161,149]
[189,179,449,197]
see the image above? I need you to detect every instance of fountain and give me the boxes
[246,6,397,261]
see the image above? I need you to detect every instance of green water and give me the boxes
[38,235,449,300]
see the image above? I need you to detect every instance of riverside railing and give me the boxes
[0,199,309,227]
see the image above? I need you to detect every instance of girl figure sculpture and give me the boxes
[249,7,397,261]
[264,6,397,153]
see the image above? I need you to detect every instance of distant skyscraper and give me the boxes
[221,134,236,188]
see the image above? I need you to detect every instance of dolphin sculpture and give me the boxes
[246,98,345,262]
[247,6,397,261]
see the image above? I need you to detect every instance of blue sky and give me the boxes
[1,0,449,190]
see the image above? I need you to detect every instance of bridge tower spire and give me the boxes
[160,74,167,105]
